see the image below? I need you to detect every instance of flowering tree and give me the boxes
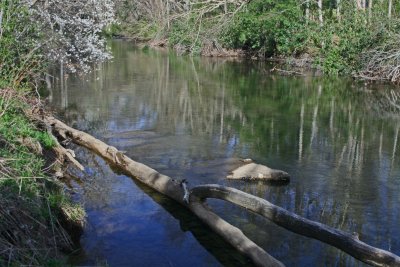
[27,0,115,72]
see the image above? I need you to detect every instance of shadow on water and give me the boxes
[65,150,256,267]
[104,158,265,266]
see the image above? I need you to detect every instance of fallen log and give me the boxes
[190,185,400,267]
[41,115,400,267]
[43,116,283,267]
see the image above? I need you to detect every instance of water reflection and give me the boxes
[49,40,400,266]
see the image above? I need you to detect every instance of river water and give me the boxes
[49,40,400,266]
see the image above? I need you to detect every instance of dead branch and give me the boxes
[50,133,84,171]
[190,184,400,267]
[43,115,284,267]
[359,35,400,83]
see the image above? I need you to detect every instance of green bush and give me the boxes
[317,12,380,74]
[221,0,308,56]
[221,0,390,74]
[169,20,202,54]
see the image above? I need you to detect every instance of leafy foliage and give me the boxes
[221,0,309,56]
[169,19,203,54]
[221,0,393,75]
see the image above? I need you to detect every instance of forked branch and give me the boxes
[190,184,400,267]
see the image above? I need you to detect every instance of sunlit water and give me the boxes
[48,40,400,266]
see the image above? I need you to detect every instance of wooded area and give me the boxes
[114,0,400,82]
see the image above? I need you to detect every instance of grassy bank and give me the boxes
[0,0,97,264]
[0,87,85,266]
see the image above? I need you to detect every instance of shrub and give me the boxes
[221,0,308,57]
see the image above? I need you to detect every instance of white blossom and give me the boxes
[24,0,115,73]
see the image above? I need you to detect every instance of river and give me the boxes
[49,40,400,266]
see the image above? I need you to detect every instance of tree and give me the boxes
[27,0,115,72]
[317,0,323,26]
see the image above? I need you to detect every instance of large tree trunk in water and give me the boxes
[44,116,283,267]
[41,116,400,267]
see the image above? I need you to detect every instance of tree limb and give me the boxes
[190,184,400,267]
[42,115,283,267]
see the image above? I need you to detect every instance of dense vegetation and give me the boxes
[0,0,114,265]
[114,0,400,83]
[0,88,85,265]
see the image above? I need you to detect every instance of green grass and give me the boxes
[0,88,85,266]
[0,98,56,149]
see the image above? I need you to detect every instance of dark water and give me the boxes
[49,40,400,266]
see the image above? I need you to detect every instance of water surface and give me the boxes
[49,41,400,266]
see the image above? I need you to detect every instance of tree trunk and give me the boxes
[41,116,400,267]
[43,116,283,267]
[0,9,3,37]
[368,0,373,22]
[317,0,323,26]
[389,0,392,18]
[224,0,228,14]
[362,0,366,9]
[166,0,170,29]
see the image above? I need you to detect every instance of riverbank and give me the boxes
[113,0,400,84]
[0,87,85,266]
[0,0,115,265]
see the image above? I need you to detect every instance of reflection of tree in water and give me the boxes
[222,75,400,265]
[49,41,400,266]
